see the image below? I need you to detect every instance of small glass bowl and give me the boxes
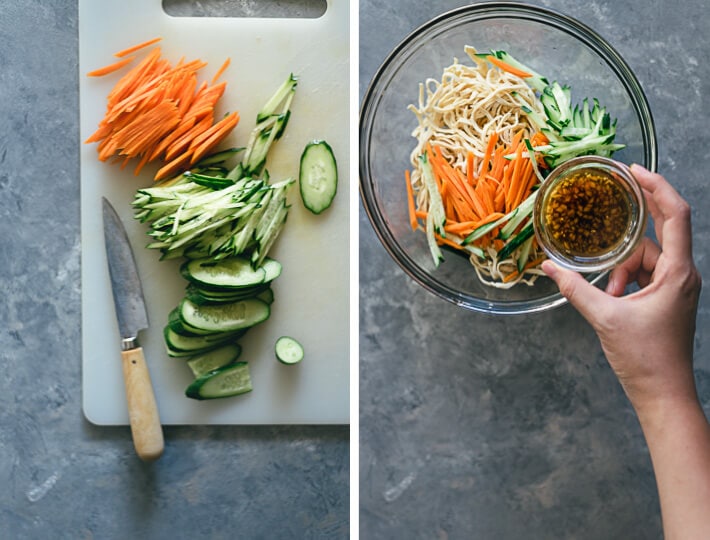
[533,156,647,273]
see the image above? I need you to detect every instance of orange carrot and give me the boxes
[445,220,480,235]
[405,169,418,230]
[415,132,549,259]
[85,39,237,181]
[164,114,214,162]
[435,233,465,252]
[155,151,193,182]
[190,112,240,164]
[485,55,533,79]
[480,131,499,175]
[466,151,475,185]
[87,56,136,77]
[113,37,162,58]
[211,57,231,84]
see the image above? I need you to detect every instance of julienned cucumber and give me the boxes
[185,361,253,400]
[299,140,337,214]
[275,336,304,365]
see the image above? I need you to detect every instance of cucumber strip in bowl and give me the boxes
[299,140,338,214]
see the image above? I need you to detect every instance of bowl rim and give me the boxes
[359,1,658,315]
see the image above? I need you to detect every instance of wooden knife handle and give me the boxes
[121,347,164,461]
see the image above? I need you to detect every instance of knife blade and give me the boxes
[102,197,164,461]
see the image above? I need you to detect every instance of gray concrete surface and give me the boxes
[359,1,709,539]
[0,2,347,539]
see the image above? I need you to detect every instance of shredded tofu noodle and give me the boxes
[407,47,547,288]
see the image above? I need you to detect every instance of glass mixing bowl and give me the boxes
[359,2,657,314]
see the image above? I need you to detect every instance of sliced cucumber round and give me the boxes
[299,140,337,214]
[275,336,304,365]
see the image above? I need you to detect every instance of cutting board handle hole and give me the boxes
[162,0,327,19]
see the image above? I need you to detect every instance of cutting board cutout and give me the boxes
[79,0,349,425]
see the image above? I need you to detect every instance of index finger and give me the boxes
[630,164,693,261]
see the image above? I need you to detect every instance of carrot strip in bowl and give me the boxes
[407,130,547,281]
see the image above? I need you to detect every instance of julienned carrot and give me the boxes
[113,37,162,58]
[87,56,136,77]
[435,233,465,251]
[189,112,240,164]
[410,133,544,259]
[86,39,238,180]
[485,55,533,79]
[405,169,418,231]
[466,151,475,185]
[211,57,231,84]
[480,131,498,176]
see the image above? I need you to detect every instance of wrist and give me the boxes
[633,390,705,433]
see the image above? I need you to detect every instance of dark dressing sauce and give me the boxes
[544,169,631,257]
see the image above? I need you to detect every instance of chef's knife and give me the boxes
[102,197,164,461]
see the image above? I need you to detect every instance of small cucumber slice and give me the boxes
[185,362,253,400]
[299,140,337,214]
[179,297,270,333]
[186,343,242,378]
[275,336,304,365]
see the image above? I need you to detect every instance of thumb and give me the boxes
[542,260,610,323]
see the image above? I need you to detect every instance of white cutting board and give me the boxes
[79,0,349,424]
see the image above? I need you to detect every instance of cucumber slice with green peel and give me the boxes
[179,297,270,333]
[181,256,282,290]
[194,147,244,167]
[275,336,304,365]
[186,344,242,378]
[185,362,253,400]
[255,287,274,305]
[299,140,337,214]
[168,308,218,337]
[163,326,238,354]
[181,257,264,289]
[185,283,271,305]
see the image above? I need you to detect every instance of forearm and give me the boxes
[636,394,710,540]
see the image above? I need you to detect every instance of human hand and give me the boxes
[542,164,702,416]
